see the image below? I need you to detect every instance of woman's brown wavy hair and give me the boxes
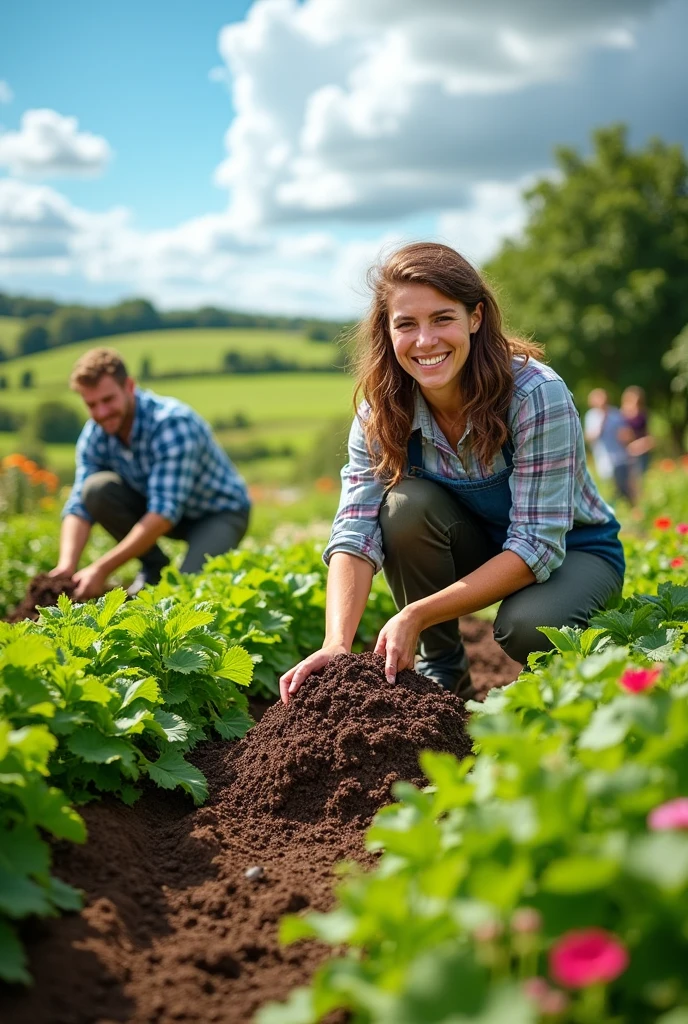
[353,241,544,484]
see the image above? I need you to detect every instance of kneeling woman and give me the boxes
[280,242,624,703]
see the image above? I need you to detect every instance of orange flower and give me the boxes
[315,476,337,493]
[45,472,59,493]
[681,454,688,470]
[659,458,676,472]
[670,557,685,569]
[2,453,26,469]
[21,459,38,475]
[654,517,672,530]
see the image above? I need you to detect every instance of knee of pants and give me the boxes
[493,604,551,666]
[82,471,122,518]
[380,477,442,550]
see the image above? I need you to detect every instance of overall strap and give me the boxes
[407,429,423,470]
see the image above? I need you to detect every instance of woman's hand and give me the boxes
[279,643,349,705]
[374,604,424,684]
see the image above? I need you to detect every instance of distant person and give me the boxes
[584,388,634,503]
[621,385,654,495]
[279,242,624,705]
[51,348,250,600]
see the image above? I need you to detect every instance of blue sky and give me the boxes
[1,0,687,317]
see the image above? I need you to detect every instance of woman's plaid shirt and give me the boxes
[324,358,614,584]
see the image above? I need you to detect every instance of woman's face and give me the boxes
[387,282,482,404]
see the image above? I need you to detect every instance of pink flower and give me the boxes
[648,797,688,831]
[654,516,672,529]
[523,978,569,1015]
[676,523,688,535]
[549,929,629,988]
[619,666,661,693]
[670,557,685,569]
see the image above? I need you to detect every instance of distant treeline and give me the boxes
[0,292,349,360]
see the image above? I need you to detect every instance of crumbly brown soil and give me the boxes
[0,621,519,1024]
[6,572,76,622]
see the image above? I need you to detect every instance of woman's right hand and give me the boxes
[279,643,348,705]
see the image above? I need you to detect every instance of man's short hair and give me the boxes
[70,348,129,389]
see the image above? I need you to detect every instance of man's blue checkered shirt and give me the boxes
[62,388,250,525]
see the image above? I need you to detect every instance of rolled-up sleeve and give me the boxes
[61,423,103,523]
[147,418,200,524]
[505,380,577,583]
[323,411,387,572]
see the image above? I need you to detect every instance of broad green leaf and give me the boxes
[46,875,83,912]
[163,647,209,674]
[9,725,56,773]
[164,605,215,639]
[0,867,51,917]
[95,588,128,627]
[540,855,620,893]
[146,750,208,804]
[115,614,152,639]
[216,645,253,686]
[2,670,53,710]
[0,824,50,878]
[255,987,318,1024]
[537,625,580,653]
[67,728,137,768]
[79,677,114,705]
[151,709,190,743]
[0,920,30,985]
[20,782,86,842]
[60,625,99,652]
[0,635,54,667]
[632,628,682,661]
[117,676,161,710]
[214,707,253,740]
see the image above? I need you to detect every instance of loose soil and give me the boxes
[0,621,519,1024]
[6,572,76,622]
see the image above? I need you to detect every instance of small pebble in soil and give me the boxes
[244,865,265,881]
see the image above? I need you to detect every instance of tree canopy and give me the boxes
[486,125,688,443]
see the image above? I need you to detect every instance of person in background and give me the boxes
[621,385,655,500]
[51,348,250,600]
[280,242,625,704]
[584,388,635,504]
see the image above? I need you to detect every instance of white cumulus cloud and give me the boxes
[213,0,658,228]
[0,109,112,177]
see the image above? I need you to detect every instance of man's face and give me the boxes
[77,375,135,435]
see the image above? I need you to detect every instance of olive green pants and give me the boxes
[81,471,249,578]
[380,477,622,697]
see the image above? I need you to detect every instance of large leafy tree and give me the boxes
[486,125,688,446]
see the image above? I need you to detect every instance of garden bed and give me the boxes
[0,625,517,1024]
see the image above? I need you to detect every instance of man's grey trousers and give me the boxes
[81,471,249,577]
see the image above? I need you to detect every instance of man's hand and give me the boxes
[279,643,348,704]
[72,563,108,601]
[49,563,76,579]
[374,605,423,684]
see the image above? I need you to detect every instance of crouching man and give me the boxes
[51,347,250,600]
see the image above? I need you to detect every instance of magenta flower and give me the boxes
[676,523,688,535]
[549,929,629,988]
[648,798,688,831]
[619,666,661,693]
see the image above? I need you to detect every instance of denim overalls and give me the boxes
[407,429,625,582]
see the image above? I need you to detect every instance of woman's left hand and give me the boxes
[374,604,424,684]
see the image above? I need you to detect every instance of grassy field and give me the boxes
[0,328,357,486]
[0,316,23,355]
[2,327,342,389]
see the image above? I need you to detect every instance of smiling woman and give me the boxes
[279,242,626,705]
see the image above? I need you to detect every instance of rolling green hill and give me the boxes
[0,317,23,354]
[0,328,356,486]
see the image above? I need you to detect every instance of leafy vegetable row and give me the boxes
[260,583,688,1024]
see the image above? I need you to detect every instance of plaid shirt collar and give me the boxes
[411,387,472,457]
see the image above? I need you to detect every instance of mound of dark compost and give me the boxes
[228,651,471,824]
[6,572,76,622]
[1,624,518,1024]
